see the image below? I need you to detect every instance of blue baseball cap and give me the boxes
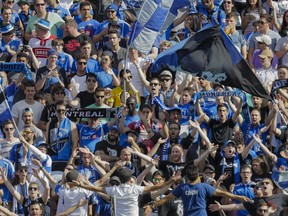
[107,3,118,11]
[1,24,14,34]
[47,49,59,57]
[223,140,236,148]
[109,125,119,132]
[34,19,50,30]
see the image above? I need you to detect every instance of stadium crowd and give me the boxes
[0,0,286,215]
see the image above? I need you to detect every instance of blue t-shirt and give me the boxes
[95,67,118,88]
[71,58,100,74]
[76,18,99,39]
[172,182,216,216]
[77,123,109,153]
[46,5,70,19]
[0,158,14,203]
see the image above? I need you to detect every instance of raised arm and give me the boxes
[0,168,23,204]
[32,168,50,204]
[31,159,57,189]
[253,134,277,163]
[232,99,242,123]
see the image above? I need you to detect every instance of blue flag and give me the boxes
[151,24,271,100]
[128,0,191,54]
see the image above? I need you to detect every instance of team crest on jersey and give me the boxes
[61,58,65,63]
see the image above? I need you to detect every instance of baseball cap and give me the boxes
[160,70,173,78]
[15,162,28,171]
[203,164,215,172]
[1,24,14,34]
[22,107,33,115]
[258,49,274,58]
[47,49,59,57]
[35,140,48,148]
[255,35,271,45]
[17,0,29,6]
[223,140,236,148]
[34,19,50,30]
[102,51,113,58]
[107,3,118,11]
[125,129,139,137]
[109,125,119,133]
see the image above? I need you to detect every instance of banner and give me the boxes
[270,79,288,98]
[50,107,122,118]
[0,62,33,80]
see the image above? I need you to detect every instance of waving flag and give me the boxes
[128,0,191,54]
[150,24,271,100]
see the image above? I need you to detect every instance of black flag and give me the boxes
[151,25,271,100]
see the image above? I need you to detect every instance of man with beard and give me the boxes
[12,81,44,130]
[209,177,288,216]
[94,126,122,162]
[63,19,96,59]
[21,108,45,142]
[119,96,140,128]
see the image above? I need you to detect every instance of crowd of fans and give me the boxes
[0,0,287,215]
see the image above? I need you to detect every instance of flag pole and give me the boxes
[0,85,21,136]
[123,45,130,103]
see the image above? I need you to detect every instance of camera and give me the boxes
[23,45,29,52]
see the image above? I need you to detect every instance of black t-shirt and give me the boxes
[243,194,288,216]
[63,33,96,59]
[251,172,271,183]
[208,118,236,147]
[211,151,244,189]
[75,91,95,108]
[158,161,189,180]
[94,140,122,158]
[22,197,44,216]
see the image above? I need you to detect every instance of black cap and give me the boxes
[203,164,215,172]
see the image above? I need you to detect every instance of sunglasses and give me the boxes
[19,169,28,173]
[22,131,32,135]
[29,187,38,191]
[55,92,64,95]
[5,128,14,131]
[57,109,66,113]
[150,83,159,86]
[259,21,267,25]
[107,10,116,13]
[96,95,105,99]
[87,79,96,83]
[126,103,135,106]
[161,79,171,82]
[78,62,87,65]
[35,3,45,6]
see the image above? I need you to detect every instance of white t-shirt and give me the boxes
[56,185,93,216]
[105,184,145,216]
[119,58,146,96]
[70,74,87,99]
[12,100,44,129]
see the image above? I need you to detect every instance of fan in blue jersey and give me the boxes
[148,164,251,216]
[77,116,118,153]
[0,24,22,61]
[0,2,24,38]
[17,0,33,31]
[75,2,99,39]
[46,0,71,20]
